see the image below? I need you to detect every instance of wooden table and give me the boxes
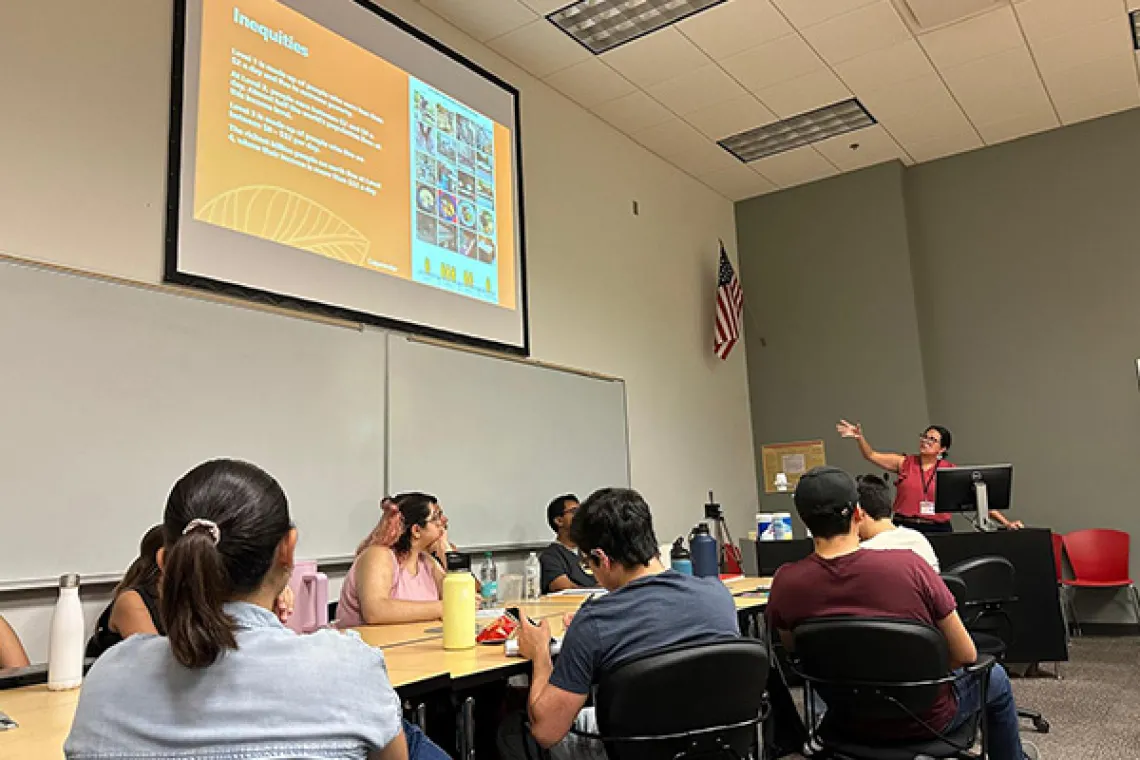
[0,577,771,758]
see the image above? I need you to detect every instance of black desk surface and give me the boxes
[752,527,1067,664]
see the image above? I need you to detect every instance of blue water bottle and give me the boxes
[670,538,693,575]
[689,523,719,578]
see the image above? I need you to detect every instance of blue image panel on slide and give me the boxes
[409,77,500,306]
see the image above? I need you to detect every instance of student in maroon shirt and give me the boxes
[768,466,1035,760]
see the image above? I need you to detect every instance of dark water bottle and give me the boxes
[689,523,719,578]
[670,537,693,575]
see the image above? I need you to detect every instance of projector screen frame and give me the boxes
[162,0,531,356]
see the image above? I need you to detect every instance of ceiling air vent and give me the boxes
[892,0,1011,32]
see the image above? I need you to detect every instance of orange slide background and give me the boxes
[194,0,411,276]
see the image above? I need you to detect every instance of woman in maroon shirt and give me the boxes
[836,420,1021,534]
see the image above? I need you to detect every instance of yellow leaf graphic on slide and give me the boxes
[196,186,370,265]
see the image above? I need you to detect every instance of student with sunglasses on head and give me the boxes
[510,487,739,759]
[65,459,447,760]
[836,420,1022,535]
[337,492,457,626]
[538,494,599,594]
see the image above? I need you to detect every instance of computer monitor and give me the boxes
[934,464,1013,531]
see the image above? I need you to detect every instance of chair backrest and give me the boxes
[1051,533,1064,582]
[595,638,769,760]
[1064,529,1132,583]
[941,573,967,608]
[942,555,1015,644]
[793,617,948,722]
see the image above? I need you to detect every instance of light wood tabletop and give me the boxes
[0,577,772,757]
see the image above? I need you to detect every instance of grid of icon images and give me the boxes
[413,89,497,267]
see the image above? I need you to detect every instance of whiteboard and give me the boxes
[0,260,386,587]
[387,336,630,548]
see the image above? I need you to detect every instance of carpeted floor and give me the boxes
[1010,636,1140,759]
[788,636,1140,759]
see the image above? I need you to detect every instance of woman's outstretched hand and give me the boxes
[836,419,863,439]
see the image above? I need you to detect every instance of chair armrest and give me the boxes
[961,654,996,677]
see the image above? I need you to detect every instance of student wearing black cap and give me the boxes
[767,466,1037,760]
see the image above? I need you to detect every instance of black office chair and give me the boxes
[942,556,1050,734]
[571,639,770,760]
[791,616,996,760]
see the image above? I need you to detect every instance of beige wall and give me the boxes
[0,0,758,662]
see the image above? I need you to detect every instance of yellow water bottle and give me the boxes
[442,552,476,650]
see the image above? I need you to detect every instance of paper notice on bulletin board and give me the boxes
[761,440,826,493]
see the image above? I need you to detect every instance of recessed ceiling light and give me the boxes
[1130,10,1140,50]
[548,0,728,55]
[718,99,876,163]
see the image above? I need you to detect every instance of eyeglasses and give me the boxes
[578,549,599,572]
[919,435,941,445]
[427,510,445,525]
[562,505,579,517]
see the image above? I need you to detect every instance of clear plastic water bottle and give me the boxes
[524,552,541,600]
[479,551,498,607]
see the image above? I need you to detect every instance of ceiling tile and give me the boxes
[487,19,591,77]
[592,90,676,133]
[917,6,1023,70]
[683,95,777,139]
[834,40,937,94]
[771,0,878,29]
[1039,51,1139,108]
[647,64,751,114]
[801,1,912,65]
[974,106,1059,144]
[1014,0,1123,44]
[544,58,637,108]
[599,28,710,89]
[1028,17,1134,80]
[902,130,984,162]
[755,67,852,117]
[632,118,740,176]
[721,35,825,95]
[859,75,976,145]
[677,0,793,60]
[813,124,908,170]
[517,0,570,13]
[749,145,838,187]
[939,46,1050,117]
[698,164,779,201]
[418,0,537,42]
[1054,85,1140,125]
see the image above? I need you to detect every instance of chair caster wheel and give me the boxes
[1032,717,1050,734]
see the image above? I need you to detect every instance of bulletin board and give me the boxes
[761,440,827,493]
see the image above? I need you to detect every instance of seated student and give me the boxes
[856,474,940,571]
[337,492,455,626]
[514,487,739,757]
[539,494,598,593]
[0,615,30,669]
[65,459,446,760]
[87,525,165,658]
[767,466,1036,760]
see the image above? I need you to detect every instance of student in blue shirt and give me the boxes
[66,459,448,760]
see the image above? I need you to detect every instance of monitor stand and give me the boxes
[974,481,993,532]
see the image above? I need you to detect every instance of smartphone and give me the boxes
[505,607,538,626]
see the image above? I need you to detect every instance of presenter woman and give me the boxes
[836,420,1022,534]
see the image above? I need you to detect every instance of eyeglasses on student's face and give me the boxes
[919,434,941,445]
[578,549,598,572]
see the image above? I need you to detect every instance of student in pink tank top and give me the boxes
[337,493,456,627]
[835,420,1023,535]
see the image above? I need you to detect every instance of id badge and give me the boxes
[919,500,936,516]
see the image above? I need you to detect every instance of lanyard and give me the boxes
[920,461,938,499]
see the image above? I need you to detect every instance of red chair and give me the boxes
[1061,529,1140,635]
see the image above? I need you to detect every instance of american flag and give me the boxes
[713,243,743,360]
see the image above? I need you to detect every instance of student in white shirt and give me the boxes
[856,474,941,571]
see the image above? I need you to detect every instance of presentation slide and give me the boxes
[170,0,527,352]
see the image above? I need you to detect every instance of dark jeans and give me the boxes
[946,665,1026,760]
[405,719,450,760]
[894,516,954,535]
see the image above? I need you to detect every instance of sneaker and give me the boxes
[1023,740,1041,760]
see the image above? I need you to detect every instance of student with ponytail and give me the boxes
[66,459,447,760]
[337,492,457,627]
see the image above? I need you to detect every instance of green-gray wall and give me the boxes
[737,109,1140,625]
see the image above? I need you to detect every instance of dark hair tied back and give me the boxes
[160,459,291,669]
